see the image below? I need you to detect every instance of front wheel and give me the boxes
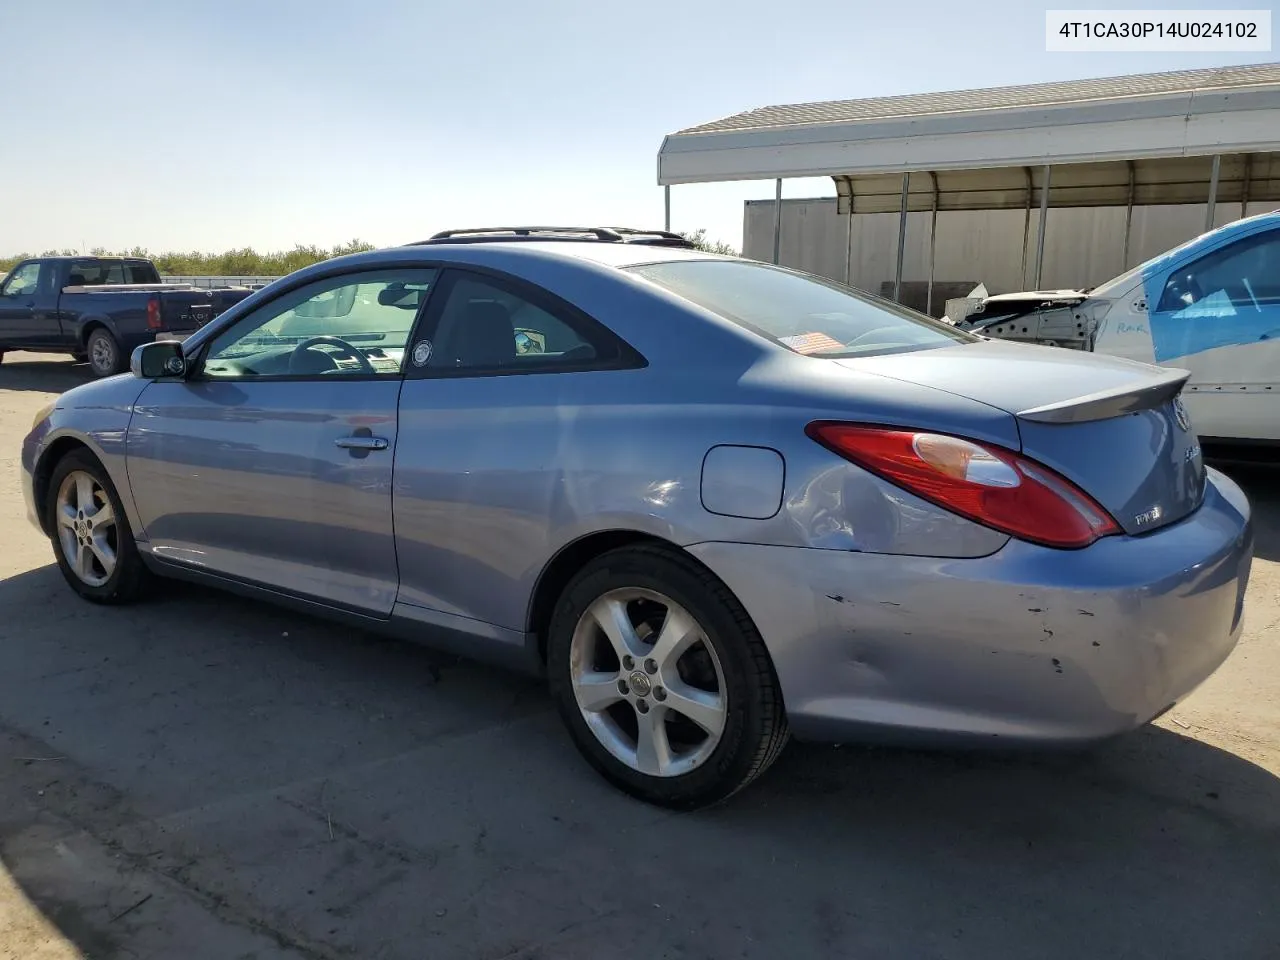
[86,328,124,377]
[45,449,150,604]
[547,545,789,809]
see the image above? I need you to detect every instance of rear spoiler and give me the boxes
[1017,367,1190,424]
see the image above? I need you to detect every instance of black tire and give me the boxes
[547,544,788,809]
[86,328,124,377]
[45,449,151,604]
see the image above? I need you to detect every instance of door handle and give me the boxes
[335,435,389,451]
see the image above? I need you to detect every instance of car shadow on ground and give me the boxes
[0,356,93,393]
[0,559,1278,959]
[1211,459,1280,562]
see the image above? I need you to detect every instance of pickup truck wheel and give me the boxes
[46,449,151,604]
[86,329,124,377]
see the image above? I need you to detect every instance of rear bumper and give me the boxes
[689,468,1253,747]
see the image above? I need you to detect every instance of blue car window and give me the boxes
[1150,228,1280,362]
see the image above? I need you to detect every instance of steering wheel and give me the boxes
[288,335,376,375]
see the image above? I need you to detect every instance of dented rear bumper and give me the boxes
[689,467,1253,746]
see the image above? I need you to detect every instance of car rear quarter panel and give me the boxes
[392,352,1014,637]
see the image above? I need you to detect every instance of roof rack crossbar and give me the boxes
[429,226,624,241]
[413,226,697,248]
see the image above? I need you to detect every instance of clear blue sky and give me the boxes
[1,0,1273,256]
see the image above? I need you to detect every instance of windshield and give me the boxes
[628,260,974,358]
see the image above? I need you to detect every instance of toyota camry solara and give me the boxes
[20,227,1254,809]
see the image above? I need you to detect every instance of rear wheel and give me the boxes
[547,545,788,809]
[45,449,150,604]
[86,329,124,377]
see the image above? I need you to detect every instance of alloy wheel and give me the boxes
[55,470,118,588]
[569,587,727,778]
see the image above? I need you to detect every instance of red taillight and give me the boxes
[146,297,161,330]
[805,422,1121,549]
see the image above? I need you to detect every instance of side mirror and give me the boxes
[131,340,187,379]
[514,329,545,354]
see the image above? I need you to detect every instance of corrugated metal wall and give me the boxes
[743,198,1278,297]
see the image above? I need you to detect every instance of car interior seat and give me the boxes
[450,301,515,366]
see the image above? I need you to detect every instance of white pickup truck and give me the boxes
[956,210,1280,446]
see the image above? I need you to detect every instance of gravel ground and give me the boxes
[1,353,1278,960]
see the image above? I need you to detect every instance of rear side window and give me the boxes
[64,260,158,286]
[125,261,161,283]
[67,261,117,286]
[424,273,613,373]
[629,260,974,357]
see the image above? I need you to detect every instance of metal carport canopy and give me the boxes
[656,63,1280,198]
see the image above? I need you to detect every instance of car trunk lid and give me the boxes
[834,340,1206,535]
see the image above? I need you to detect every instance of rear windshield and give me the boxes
[628,259,974,358]
[67,260,160,286]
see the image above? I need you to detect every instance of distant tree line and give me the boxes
[679,229,739,256]
[0,240,376,276]
[2,230,738,277]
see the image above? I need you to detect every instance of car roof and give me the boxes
[390,239,732,269]
[27,255,154,264]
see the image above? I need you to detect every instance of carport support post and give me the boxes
[1241,154,1253,219]
[1205,154,1221,231]
[1033,164,1051,290]
[844,207,853,285]
[1020,167,1033,288]
[893,172,909,303]
[772,178,783,264]
[1122,160,1136,270]
[664,185,671,232]
[926,171,939,317]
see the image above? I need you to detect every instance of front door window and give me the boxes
[1151,228,1280,362]
[202,269,438,378]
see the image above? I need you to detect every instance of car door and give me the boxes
[125,267,438,615]
[1146,226,1280,441]
[0,261,47,345]
[392,268,642,641]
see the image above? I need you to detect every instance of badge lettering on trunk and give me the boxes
[1134,504,1164,527]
